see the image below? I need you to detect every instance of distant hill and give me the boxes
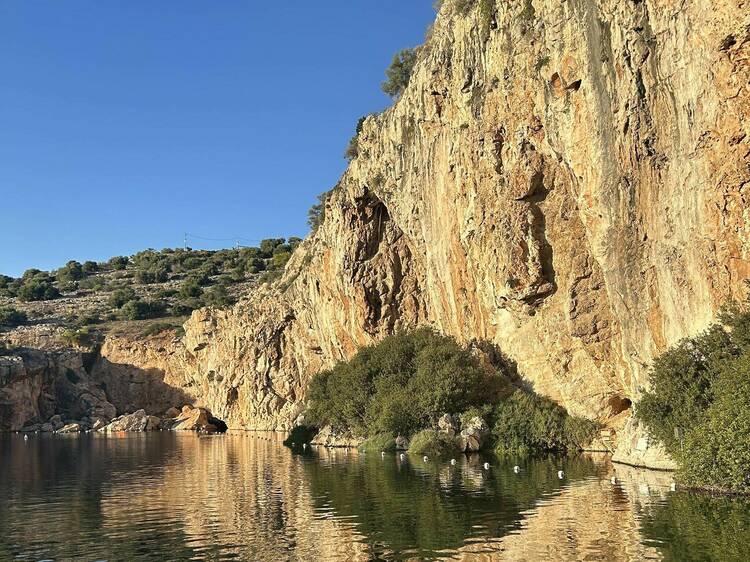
[0,238,300,344]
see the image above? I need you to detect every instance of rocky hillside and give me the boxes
[2,0,749,467]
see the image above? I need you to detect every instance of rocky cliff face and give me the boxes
[0,349,115,431]
[5,1,748,465]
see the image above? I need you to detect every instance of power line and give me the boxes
[182,232,291,251]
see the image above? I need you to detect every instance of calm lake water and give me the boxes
[1,432,748,561]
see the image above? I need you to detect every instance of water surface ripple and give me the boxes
[0,432,747,561]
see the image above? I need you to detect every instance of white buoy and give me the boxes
[292,442,296,446]
[399,453,405,460]
[557,470,564,479]
[611,476,617,485]
[23,435,28,441]
[483,462,490,470]
[381,451,385,457]
[303,443,307,450]
[514,465,520,473]
[450,458,456,465]
[670,482,677,491]
[423,455,429,462]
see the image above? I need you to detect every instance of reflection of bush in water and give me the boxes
[303,454,602,557]
[640,492,750,562]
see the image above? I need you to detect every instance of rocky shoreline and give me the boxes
[12,404,227,435]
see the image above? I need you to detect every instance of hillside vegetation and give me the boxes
[0,238,300,344]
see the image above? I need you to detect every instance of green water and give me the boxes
[0,432,747,561]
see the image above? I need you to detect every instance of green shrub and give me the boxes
[171,298,202,316]
[79,276,107,291]
[520,0,535,21]
[0,275,19,298]
[458,0,476,14]
[305,328,504,438]
[636,323,735,454]
[359,433,398,453]
[134,265,169,284]
[283,425,319,447]
[636,298,750,493]
[108,287,137,309]
[0,307,27,327]
[72,312,101,327]
[308,190,331,232]
[345,116,368,161]
[107,256,129,270]
[119,299,166,321]
[270,251,291,270]
[179,278,203,299]
[56,260,84,283]
[492,390,597,456]
[202,284,234,308]
[408,430,459,457]
[155,288,178,299]
[680,355,750,493]
[535,55,550,72]
[82,261,99,274]
[382,48,418,99]
[60,326,100,348]
[260,238,286,257]
[18,276,60,302]
[259,270,283,285]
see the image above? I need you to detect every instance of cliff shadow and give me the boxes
[90,356,196,416]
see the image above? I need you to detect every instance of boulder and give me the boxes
[146,415,161,431]
[438,413,458,436]
[104,409,150,432]
[170,406,225,432]
[165,407,180,418]
[458,416,490,452]
[57,422,82,434]
[40,423,54,432]
[91,418,108,431]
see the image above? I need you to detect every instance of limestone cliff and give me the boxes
[12,1,749,464]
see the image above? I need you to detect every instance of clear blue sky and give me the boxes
[0,1,436,277]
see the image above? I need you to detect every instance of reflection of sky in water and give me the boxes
[0,432,746,561]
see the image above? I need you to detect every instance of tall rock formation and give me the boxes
[17,1,750,463]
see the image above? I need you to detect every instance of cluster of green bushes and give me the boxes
[305,328,504,438]
[492,390,597,456]
[15,270,60,302]
[0,306,27,327]
[301,329,594,457]
[636,298,750,494]
[1,238,303,332]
